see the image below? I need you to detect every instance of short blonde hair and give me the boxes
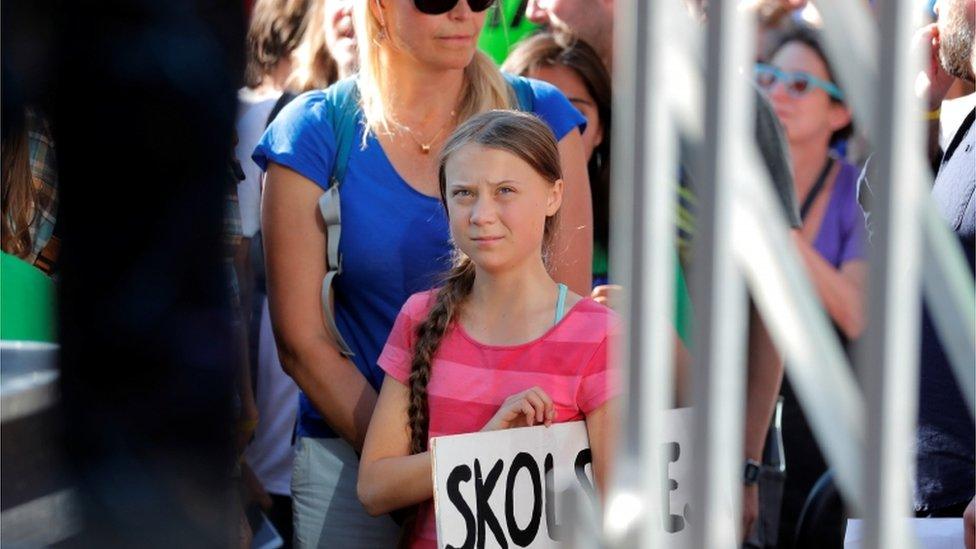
[352,1,514,144]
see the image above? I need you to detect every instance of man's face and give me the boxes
[525,0,611,55]
[935,0,976,81]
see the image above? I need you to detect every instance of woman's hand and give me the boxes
[591,284,622,311]
[482,387,556,432]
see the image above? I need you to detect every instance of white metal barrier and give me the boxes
[599,0,976,548]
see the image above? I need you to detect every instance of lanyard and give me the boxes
[800,157,836,221]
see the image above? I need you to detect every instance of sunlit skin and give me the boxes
[445,144,563,278]
[324,0,357,77]
[524,0,614,68]
[767,42,850,148]
[528,65,604,161]
[372,0,486,74]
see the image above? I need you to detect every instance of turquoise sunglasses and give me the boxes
[754,63,845,101]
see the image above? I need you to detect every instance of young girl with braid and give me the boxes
[357,110,618,548]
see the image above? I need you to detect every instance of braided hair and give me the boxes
[406,110,564,455]
[396,110,564,546]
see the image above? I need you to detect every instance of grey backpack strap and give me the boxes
[318,186,351,357]
[318,76,361,358]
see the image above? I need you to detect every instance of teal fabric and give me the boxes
[554,283,568,324]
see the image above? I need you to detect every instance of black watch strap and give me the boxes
[743,459,762,486]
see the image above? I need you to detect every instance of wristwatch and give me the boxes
[743,459,762,486]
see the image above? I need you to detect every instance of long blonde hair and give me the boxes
[352,0,513,144]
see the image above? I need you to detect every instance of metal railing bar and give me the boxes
[603,0,661,545]
[688,0,751,547]
[860,0,925,545]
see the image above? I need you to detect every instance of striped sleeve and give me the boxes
[576,335,617,414]
[377,292,433,384]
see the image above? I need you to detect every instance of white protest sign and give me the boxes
[844,518,965,549]
[431,408,697,548]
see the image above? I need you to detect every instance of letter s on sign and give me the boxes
[446,465,476,549]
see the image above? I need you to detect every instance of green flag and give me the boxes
[478,0,539,65]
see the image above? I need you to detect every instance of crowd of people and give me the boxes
[1,0,973,548]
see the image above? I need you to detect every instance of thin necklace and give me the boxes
[397,109,457,154]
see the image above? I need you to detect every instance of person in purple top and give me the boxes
[756,25,869,545]
[758,26,867,342]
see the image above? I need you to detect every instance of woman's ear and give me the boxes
[547,179,565,216]
[592,120,605,151]
[370,0,387,29]
[828,103,852,134]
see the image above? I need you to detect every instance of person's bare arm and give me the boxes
[741,303,786,539]
[357,377,434,516]
[551,130,593,295]
[793,234,868,340]
[584,398,618,501]
[358,382,562,515]
[673,332,693,407]
[262,163,377,451]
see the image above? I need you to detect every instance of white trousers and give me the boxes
[291,437,400,548]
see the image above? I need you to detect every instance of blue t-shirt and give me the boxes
[253,76,586,439]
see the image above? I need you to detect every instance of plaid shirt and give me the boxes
[17,109,59,269]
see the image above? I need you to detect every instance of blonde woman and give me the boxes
[253,1,591,546]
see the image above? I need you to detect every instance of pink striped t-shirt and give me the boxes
[377,289,620,549]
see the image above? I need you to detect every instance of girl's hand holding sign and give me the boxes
[482,386,557,431]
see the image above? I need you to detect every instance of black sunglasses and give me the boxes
[414,0,495,15]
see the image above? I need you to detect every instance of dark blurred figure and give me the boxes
[3,0,246,546]
[911,0,975,527]
[860,0,976,542]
